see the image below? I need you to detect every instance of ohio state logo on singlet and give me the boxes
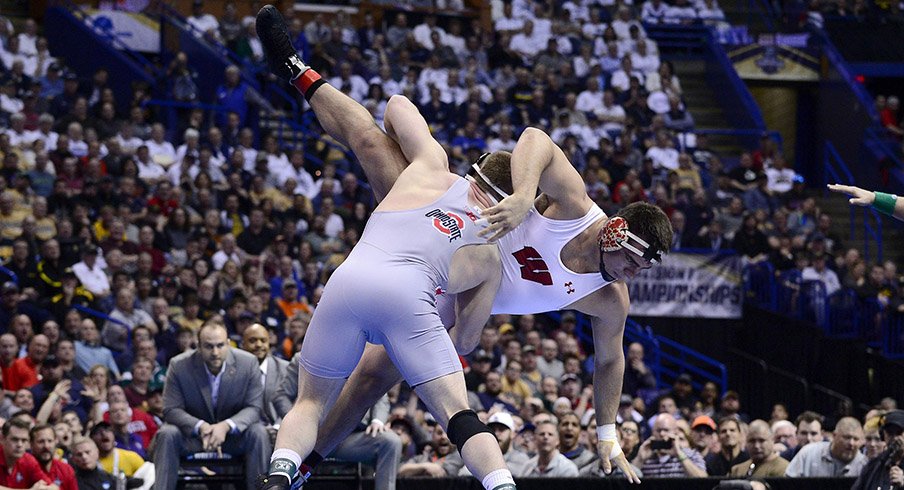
[426,209,464,242]
[512,246,553,285]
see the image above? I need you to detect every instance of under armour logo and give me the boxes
[565,282,575,294]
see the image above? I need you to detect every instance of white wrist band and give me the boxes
[597,424,623,459]
[597,424,617,440]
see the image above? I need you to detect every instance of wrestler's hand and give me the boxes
[598,440,641,484]
[827,184,874,206]
[477,194,533,242]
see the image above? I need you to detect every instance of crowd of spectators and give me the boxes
[0,0,898,488]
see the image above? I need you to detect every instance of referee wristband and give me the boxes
[873,192,897,216]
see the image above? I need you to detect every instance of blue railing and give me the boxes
[823,140,884,262]
[568,310,728,395]
[742,264,904,359]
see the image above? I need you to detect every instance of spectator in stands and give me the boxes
[524,420,579,476]
[187,0,219,40]
[90,421,146,477]
[477,371,518,414]
[30,423,77,490]
[706,417,749,476]
[863,416,886,460]
[483,413,531,477]
[104,288,154,355]
[240,324,287,427]
[786,416,866,477]
[623,342,656,397]
[634,413,707,477]
[399,421,462,477]
[71,437,123,489]
[558,412,598,472]
[74,318,119,378]
[732,214,770,262]
[670,374,699,419]
[5,333,49,391]
[215,65,272,128]
[730,420,789,477]
[31,355,91,424]
[0,418,56,488]
[689,416,717,459]
[802,252,841,296]
[772,419,798,454]
[153,321,269,490]
[881,96,903,139]
[852,410,904,490]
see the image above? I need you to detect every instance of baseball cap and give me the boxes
[883,410,904,430]
[676,373,693,384]
[691,415,717,432]
[41,355,60,368]
[498,323,515,335]
[522,345,536,355]
[90,421,113,437]
[474,349,493,362]
[561,373,580,384]
[487,412,516,432]
[722,390,740,401]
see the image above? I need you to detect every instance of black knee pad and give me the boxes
[446,410,493,454]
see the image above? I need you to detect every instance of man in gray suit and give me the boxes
[274,352,401,490]
[241,324,288,426]
[153,320,271,490]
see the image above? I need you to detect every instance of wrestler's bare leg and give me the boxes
[305,83,406,202]
[312,344,402,455]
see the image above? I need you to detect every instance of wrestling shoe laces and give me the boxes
[255,5,308,81]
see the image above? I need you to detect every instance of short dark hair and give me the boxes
[3,418,31,437]
[795,411,825,427]
[30,423,54,440]
[615,202,673,257]
[718,417,741,431]
[476,151,514,196]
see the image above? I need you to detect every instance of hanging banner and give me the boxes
[84,9,160,53]
[628,252,743,319]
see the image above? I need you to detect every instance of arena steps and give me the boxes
[669,59,747,159]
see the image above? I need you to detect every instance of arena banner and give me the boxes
[627,252,742,319]
[84,9,160,53]
[728,33,819,81]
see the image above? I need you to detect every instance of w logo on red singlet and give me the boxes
[512,246,553,285]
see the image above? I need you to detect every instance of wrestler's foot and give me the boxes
[256,5,309,81]
[258,473,298,490]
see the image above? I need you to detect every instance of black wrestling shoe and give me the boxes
[255,5,308,81]
[257,473,292,490]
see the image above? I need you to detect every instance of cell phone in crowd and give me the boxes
[650,439,674,450]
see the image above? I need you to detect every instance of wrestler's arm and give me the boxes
[573,282,640,483]
[481,127,593,237]
[828,184,904,221]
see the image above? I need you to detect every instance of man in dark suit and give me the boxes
[240,323,288,427]
[153,320,270,490]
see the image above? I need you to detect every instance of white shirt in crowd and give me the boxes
[646,145,680,171]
